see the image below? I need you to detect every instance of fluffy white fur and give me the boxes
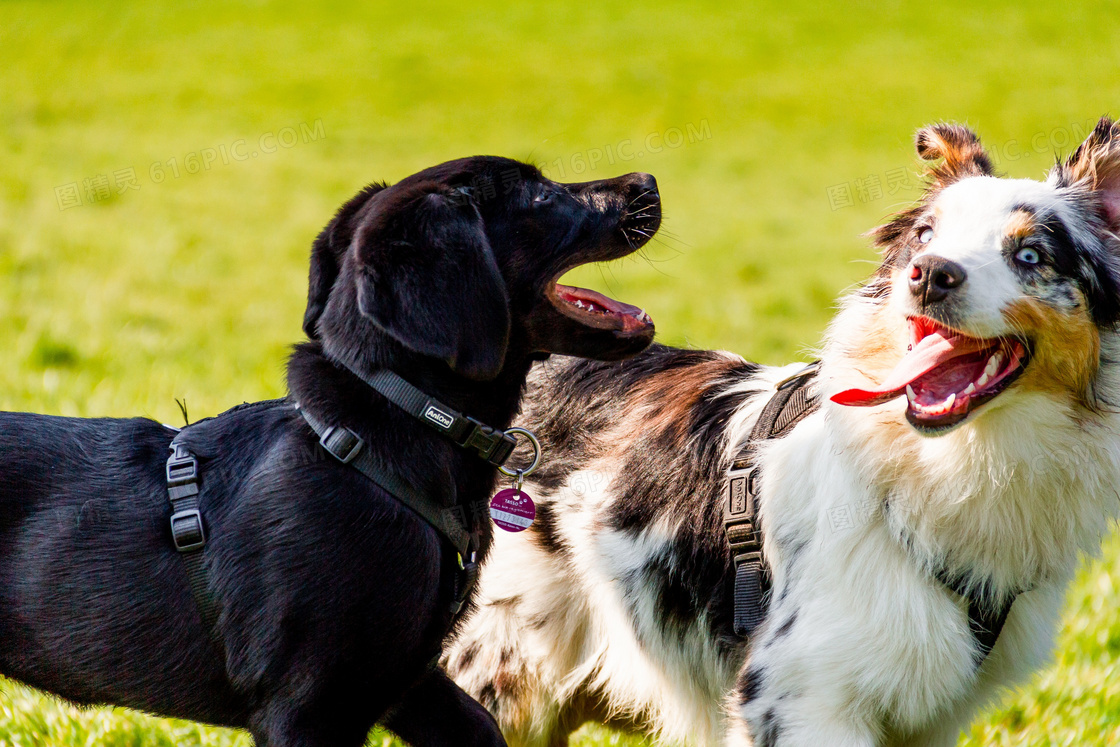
[446,119,1120,746]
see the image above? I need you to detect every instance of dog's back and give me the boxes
[445,348,784,746]
[0,411,251,722]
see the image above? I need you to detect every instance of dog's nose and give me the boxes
[621,173,659,206]
[909,255,967,304]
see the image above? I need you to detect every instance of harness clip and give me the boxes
[170,509,206,552]
[459,418,517,466]
[166,453,199,487]
[319,426,365,464]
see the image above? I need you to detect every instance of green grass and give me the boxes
[2,0,1120,743]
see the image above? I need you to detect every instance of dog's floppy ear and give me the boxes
[355,183,511,381]
[914,123,994,184]
[304,182,389,339]
[1054,116,1120,230]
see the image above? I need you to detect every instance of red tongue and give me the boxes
[831,329,989,406]
[555,284,643,317]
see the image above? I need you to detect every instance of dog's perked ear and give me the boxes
[304,182,389,340]
[867,125,996,282]
[1053,116,1120,231]
[354,182,511,381]
[914,123,995,185]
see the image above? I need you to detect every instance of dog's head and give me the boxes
[831,118,1120,434]
[304,157,659,380]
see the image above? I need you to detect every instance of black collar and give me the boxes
[327,356,517,468]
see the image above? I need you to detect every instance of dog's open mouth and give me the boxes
[832,316,1030,432]
[550,284,653,335]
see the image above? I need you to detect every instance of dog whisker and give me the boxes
[627,189,654,207]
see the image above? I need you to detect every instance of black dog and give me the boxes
[0,157,660,747]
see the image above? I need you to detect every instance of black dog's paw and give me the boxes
[382,669,507,747]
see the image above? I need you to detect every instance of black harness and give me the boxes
[166,365,523,641]
[722,362,1017,666]
[724,363,821,638]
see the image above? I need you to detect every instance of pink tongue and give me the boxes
[831,331,987,407]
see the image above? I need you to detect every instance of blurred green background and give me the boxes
[2,1,1120,744]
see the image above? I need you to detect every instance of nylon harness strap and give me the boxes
[724,363,821,638]
[298,406,484,616]
[295,365,519,615]
[721,362,1015,667]
[297,406,481,560]
[166,437,223,644]
[337,367,517,468]
[166,369,517,638]
[932,562,1017,666]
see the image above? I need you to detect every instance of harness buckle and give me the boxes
[166,454,199,487]
[170,509,206,552]
[451,548,480,616]
[459,418,517,466]
[319,426,365,464]
[733,549,764,566]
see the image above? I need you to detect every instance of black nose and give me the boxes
[622,172,659,205]
[620,173,660,222]
[909,255,967,304]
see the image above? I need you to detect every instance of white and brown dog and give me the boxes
[444,118,1120,746]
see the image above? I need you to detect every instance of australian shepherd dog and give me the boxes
[444,118,1120,746]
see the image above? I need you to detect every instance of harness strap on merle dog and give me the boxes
[723,362,1017,667]
[724,362,820,638]
[934,570,1016,665]
[895,530,1018,666]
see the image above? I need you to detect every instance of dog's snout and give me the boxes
[569,172,659,211]
[619,172,660,233]
[565,171,661,251]
[622,172,659,205]
[909,255,967,305]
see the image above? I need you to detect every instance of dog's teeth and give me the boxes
[977,372,990,388]
[963,383,976,395]
[985,352,1002,378]
[944,392,955,410]
[575,301,584,309]
[906,384,916,401]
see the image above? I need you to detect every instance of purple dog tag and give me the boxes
[489,488,536,532]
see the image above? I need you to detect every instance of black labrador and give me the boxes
[0,157,660,747]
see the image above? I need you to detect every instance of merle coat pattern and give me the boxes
[0,156,660,747]
[446,120,1120,746]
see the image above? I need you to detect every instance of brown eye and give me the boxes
[534,191,553,205]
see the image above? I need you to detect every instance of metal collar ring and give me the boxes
[497,427,542,478]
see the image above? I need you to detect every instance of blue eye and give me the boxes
[917,227,933,244]
[1015,246,1041,265]
[534,191,553,205]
